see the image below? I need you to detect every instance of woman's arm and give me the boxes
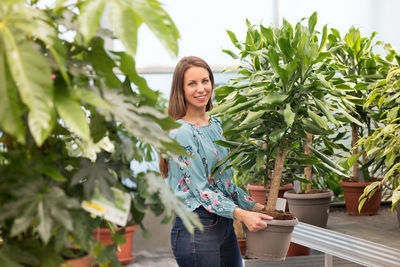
[233,206,273,232]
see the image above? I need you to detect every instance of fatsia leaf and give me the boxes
[117,52,158,104]
[108,0,141,58]
[73,87,111,110]
[0,51,25,143]
[79,0,106,43]
[55,87,90,141]
[70,154,117,201]
[144,172,203,235]
[4,39,55,146]
[124,0,180,56]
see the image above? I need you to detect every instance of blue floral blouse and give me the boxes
[167,117,256,219]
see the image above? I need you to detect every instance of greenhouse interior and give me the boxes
[0,0,399,266]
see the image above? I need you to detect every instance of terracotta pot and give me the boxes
[247,184,267,205]
[284,190,333,228]
[339,181,382,216]
[237,238,246,256]
[93,225,137,265]
[246,218,298,261]
[286,242,310,257]
[62,253,94,267]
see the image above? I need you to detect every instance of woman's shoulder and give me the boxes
[168,121,194,140]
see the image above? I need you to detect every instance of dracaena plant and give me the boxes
[0,0,202,266]
[211,12,347,212]
[358,59,400,211]
[326,26,392,182]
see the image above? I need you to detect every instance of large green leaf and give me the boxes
[55,88,90,141]
[108,0,141,57]
[79,0,106,43]
[239,110,265,126]
[124,0,180,56]
[283,104,295,127]
[3,38,55,146]
[117,52,158,103]
[307,109,328,130]
[0,51,25,143]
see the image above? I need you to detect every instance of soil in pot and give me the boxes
[340,179,382,216]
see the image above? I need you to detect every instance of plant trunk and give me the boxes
[351,123,359,182]
[304,132,313,193]
[266,145,289,212]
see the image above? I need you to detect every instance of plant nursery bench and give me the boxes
[290,222,400,267]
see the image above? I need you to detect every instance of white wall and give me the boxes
[113,0,400,71]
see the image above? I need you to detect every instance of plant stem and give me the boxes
[304,132,313,193]
[352,123,359,181]
[266,144,289,211]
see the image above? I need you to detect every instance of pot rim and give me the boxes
[261,217,298,226]
[283,190,333,199]
[339,181,382,188]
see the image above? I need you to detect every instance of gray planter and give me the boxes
[246,218,298,261]
[283,190,333,228]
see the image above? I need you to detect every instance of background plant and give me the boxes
[358,57,400,210]
[0,0,201,266]
[326,26,392,182]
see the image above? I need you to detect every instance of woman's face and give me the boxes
[183,66,212,112]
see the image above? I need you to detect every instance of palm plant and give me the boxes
[0,0,201,266]
[211,12,346,213]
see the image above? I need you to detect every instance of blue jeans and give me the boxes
[170,206,243,267]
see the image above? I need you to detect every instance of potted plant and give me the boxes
[327,26,391,215]
[212,12,345,261]
[357,60,400,224]
[0,1,202,266]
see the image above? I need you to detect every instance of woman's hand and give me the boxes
[233,207,273,232]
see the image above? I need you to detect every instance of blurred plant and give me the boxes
[0,0,202,266]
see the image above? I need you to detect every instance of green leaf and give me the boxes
[308,12,318,33]
[387,107,399,121]
[0,51,25,143]
[127,0,180,56]
[256,150,265,171]
[38,201,53,244]
[307,109,328,130]
[339,109,364,126]
[108,0,141,57]
[117,52,158,103]
[260,25,275,45]
[308,145,347,173]
[4,39,55,146]
[226,30,242,49]
[79,0,106,43]
[239,110,265,126]
[256,92,287,107]
[41,165,67,182]
[73,88,111,110]
[347,153,360,167]
[223,49,239,59]
[319,24,328,52]
[55,88,90,141]
[314,97,338,126]
[283,104,295,127]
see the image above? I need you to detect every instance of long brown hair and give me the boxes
[159,56,214,177]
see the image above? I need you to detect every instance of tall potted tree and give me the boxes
[212,12,345,261]
[0,1,202,266]
[327,27,391,215]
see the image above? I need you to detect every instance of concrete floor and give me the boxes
[125,204,400,267]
